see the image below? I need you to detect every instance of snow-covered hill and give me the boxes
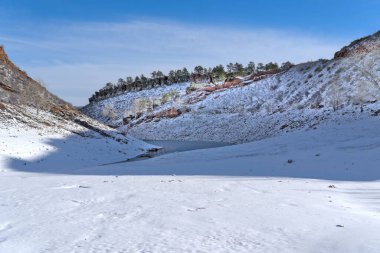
[0,103,155,172]
[82,31,380,143]
[82,81,191,127]
[0,46,66,107]
[0,47,155,170]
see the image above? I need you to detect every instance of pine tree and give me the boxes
[264,62,279,72]
[234,62,245,76]
[256,63,265,73]
[182,67,190,81]
[194,66,204,76]
[212,65,226,80]
[279,61,294,71]
[226,63,234,74]
[168,70,176,84]
[246,61,256,74]
[140,74,148,87]
[126,77,133,84]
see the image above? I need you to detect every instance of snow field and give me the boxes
[1,115,380,252]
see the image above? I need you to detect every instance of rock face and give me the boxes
[0,102,6,110]
[334,30,380,59]
[0,46,66,107]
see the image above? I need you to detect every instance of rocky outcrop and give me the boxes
[124,107,190,126]
[0,46,67,107]
[0,46,137,144]
[0,102,6,110]
[197,78,244,93]
[49,104,81,120]
[155,108,183,118]
[334,30,380,59]
[0,81,16,93]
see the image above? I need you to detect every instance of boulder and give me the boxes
[223,78,242,88]
[162,108,182,118]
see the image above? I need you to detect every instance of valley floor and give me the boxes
[1,116,380,253]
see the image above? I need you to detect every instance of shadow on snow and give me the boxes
[5,132,380,182]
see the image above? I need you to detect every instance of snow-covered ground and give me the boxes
[0,104,156,172]
[0,126,149,173]
[1,115,379,252]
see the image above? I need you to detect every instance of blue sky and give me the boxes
[1,0,379,105]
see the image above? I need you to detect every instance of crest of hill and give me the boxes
[0,46,67,108]
[334,30,380,58]
[0,46,104,127]
[81,30,380,143]
[0,46,154,165]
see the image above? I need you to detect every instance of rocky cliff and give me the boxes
[0,46,153,156]
[0,46,66,107]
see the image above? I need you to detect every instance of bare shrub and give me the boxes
[327,81,344,111]
[314,66,323,73]
[264,103,274,114]
[353,80,373,112]
[276,92,284,102]
[161,90,180,104]
[269,84,278,90]
[132,98,153,114]
[20,80,50,115]
[309,91,323,109]
[355,51,380,89]
[101,103,118,119]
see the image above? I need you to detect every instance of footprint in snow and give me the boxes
[187,207,206,212]
[51,185,78,190]
[51,185,91,189]
[160,179,182,183]
[78,185,91,189]
[0,223,12,242]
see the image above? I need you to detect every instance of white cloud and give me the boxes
[2,20,346,105]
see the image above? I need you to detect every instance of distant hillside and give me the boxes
[334,31,380,58]
[0,47,154,167]
[82,30,380,143]
[0,46,67,108]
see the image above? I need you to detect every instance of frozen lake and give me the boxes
[109,140,232,164]
[145,140,231,154]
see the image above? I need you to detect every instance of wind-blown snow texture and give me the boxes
[1,115,380,253]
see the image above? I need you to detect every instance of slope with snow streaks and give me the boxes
[82,30,380,143]
[0,103,154,172]
[125,49,380,143]
[81,82,190,126]
[0,46,66,107]
[0,46,154,170]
